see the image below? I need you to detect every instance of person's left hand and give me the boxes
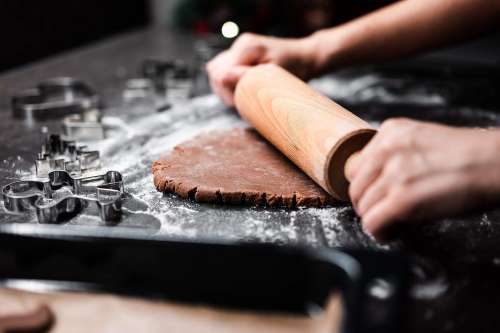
[347,118,500,238]
[206,33,318,106]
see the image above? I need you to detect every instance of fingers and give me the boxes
[210,65,250,106]
[361,195,400,236]
[354,157,411,237]
[0,290,53,332]
[206,53,244,106]
[207,65,249,106]
[206,34,266,106]
[348,146,385,211]
[207,50,233,105]
[348,126,394,210]
[362,171,467,237]
[348,118,428,237]
[356,174,390,216]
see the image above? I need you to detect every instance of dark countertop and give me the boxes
[1,28,500,332]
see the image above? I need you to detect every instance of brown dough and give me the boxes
[152,128,334,208]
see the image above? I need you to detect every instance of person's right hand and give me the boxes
[206,33,318,106]
[347,118,500,239]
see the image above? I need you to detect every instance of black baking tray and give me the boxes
[0,224,410,333]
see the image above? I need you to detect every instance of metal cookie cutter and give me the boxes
[12,77,101,121]
[35,130,101,178]
[142,59,175,93]
[141,59,192,104]
[2,170,124,224]
[62,110,105,141]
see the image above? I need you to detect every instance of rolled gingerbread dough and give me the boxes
[152,128,334,208]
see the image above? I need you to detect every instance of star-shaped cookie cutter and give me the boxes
[2,170,124,224]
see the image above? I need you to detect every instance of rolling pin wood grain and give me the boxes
[234,64,376,201]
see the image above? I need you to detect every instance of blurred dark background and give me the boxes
[0,0,149,72]
[169,0,394,37]
[0,0,395,73]
[0,0,498,74]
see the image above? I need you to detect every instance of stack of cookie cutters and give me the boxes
[2,124,125,223]
[12,77,105,140]
[5,79,127,223]
[2,170,124,224]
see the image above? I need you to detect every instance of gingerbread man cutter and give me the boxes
[2,170,124,224]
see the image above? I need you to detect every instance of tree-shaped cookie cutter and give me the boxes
[35,131,101,178]
[2,170,124,224]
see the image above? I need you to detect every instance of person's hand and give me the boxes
[347,118,500,238]
[206,33,318,106]
[0,288,52,332]
[0,288,341,333]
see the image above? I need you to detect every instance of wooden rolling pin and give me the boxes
[234,64,376,201]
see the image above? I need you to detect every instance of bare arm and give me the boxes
[311,0,500,72]
[207,0,500,106]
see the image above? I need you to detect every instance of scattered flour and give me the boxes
[310,72,446,106]
[5,73,500,250]
[56,94,357,246]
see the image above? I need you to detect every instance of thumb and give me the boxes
[345,151,363,182]
[233,44,266,66]
[221,65,250,90]
[0,300,53,332]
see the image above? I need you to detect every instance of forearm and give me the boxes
[308,0,500,73]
